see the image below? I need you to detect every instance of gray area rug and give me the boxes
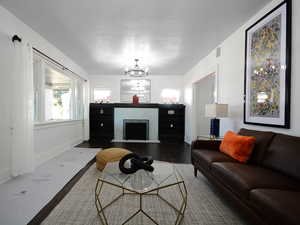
[42,163,249,225]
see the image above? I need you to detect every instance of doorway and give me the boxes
[193,73,216,138]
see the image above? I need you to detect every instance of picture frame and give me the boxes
[244,0,292,128]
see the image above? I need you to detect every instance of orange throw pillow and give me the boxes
[220,131,256,163]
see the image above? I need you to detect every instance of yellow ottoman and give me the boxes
[96,148,132,171]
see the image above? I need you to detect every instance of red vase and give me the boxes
[133,95,139,104]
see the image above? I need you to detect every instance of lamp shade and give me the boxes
[205,104,228,118]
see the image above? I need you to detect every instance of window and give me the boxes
[44,66,72,120]
[94,89,111,103]
[161,89,180,103]
[33,53,84,123]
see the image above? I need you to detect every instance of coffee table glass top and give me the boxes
[99,161,184,193]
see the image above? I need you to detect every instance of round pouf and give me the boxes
[96,148,132,171]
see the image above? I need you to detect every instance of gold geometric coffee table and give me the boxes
[95,162,187,225]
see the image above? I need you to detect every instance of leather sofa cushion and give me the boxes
[191,149,237,171]
[211,162,300,200]
[238,128,275,164]
[191,140,222,151]
[262,134,300,181]
[250,189,300,225]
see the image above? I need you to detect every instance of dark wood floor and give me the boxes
[76,141,191,164]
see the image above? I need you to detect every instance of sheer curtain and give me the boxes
[83,80,90,140]
[10,38,35,177]
[0,33,14,181]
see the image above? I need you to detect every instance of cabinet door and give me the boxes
[159,118,184,133]
[90,106,113,117]
[159,108,185,118]
[90,118,114,138]
[159,106,185,142]
[89,104,114,141]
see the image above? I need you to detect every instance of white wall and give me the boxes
[34,121,84,166]
[0,5,88,183]
[89,75,184,103]
[183,0,300,143]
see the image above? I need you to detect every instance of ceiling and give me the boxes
[0,0,271,75]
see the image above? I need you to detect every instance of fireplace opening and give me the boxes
[123,119,149,140]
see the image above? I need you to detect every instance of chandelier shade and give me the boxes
[124,59,149,77]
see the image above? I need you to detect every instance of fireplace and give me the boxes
[123,119,149,140]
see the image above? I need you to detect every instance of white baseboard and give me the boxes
[35,137,83,167]
[0,168,11,184]
[185,136,192,144]
[185,139,192,145]
[1,138,84,184]
[71,137,84,147]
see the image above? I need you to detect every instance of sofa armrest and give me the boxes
[191,140,222,151]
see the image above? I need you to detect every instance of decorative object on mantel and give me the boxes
[119,153,154,174]
[132,94,139,104]
[244,0,291,128]
[125,58,149,77]
[205,103,228,139]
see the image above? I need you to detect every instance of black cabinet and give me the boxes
[159,104,185,142]
[89,103,185,143]
[89,104,114,142]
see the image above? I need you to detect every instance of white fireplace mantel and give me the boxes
[113,107,159,143]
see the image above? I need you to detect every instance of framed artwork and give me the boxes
[244,0,292,128]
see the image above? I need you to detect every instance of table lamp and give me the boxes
[205,103,228,138]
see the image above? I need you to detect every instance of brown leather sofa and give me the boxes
[191,129,300,225]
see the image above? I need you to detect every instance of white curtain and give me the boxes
[11,39,35,177]
[83,80,90,140]
[0,33,14,180]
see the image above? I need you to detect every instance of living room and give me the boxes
[0,0,299,225]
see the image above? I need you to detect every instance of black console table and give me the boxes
[89,103,185,143]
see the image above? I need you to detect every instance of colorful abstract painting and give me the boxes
[244,0,291,128]
[249,15,281,118]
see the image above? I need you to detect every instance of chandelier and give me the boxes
[125,59,149,77]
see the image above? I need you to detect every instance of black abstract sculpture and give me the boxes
[119,153,154,174]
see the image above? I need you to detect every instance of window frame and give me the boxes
[33,52,85,125]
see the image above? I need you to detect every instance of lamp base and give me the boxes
[210,118,220,138]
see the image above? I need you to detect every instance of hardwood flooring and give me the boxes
[76,141,191,164]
